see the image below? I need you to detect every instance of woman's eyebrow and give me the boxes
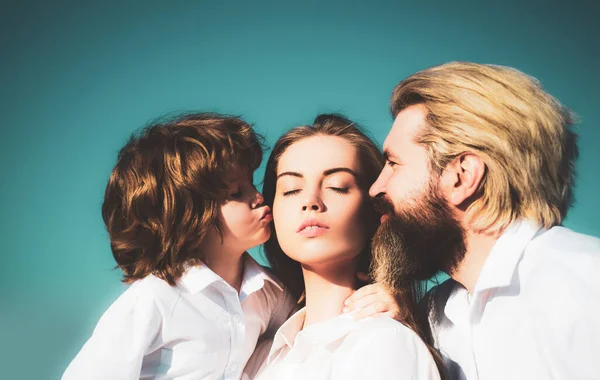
[277,167,358,180]
[277,171,303,180]
[323,167,357,178]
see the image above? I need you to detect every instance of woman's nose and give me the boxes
[301,191,324,212]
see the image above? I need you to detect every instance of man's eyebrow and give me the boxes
[383,148,399,161]
[276,171,303,180]
[383,149,392,160]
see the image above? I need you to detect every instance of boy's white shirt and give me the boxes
[62,253,296,380]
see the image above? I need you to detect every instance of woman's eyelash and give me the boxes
[329,187,349,194]
[282,188,349,196]
[230,190,243,198]
[283,189,301,196]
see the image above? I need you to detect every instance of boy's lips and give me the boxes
[260,207,272,221]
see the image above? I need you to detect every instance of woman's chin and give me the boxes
[285,245,358,268]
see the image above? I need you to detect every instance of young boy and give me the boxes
[63,113,295,379]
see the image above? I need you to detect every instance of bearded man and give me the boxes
[368,62,600,380]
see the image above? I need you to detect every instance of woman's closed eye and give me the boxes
[283,189,301,196]
[328,187,349,194]
[283,187,350,196]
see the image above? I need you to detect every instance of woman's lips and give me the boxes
[297,218,330,238]
[297,225,328,238]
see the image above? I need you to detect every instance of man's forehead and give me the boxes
[383,105,428,153]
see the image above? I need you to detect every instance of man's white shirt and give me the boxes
[428,219,600,380]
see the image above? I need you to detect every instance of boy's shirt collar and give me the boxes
[178,253,283,299]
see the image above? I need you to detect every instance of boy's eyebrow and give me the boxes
[276,167,358,180]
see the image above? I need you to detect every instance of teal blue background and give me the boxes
[1,0,598,378]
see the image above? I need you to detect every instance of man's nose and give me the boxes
[369,168,389,198]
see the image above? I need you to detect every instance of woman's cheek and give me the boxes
[343,200,369,248]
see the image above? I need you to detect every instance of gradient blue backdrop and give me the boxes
[1,0,598,378]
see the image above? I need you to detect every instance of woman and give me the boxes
[246,114,445,379]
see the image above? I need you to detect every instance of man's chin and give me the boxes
[371,207,465,288]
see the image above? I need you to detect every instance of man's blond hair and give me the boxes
[391,62,578,233]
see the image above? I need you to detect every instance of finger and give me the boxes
[344,284,379,306]
[344,294,379,312]
[353,302,386,320]
[376,309,401,321]
[370,312,388,319]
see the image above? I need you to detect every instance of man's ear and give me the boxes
[440,153,485,207]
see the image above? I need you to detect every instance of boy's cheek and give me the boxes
[230,210,258,228]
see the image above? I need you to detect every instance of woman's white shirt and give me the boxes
[62,254,295,380]
[250,307,441,380]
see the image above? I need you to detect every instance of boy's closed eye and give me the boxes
[230,190,243,198]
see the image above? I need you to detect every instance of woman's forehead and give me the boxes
[278,135,361,174]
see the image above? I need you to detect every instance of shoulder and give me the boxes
[521,227,600,297]
[526,226,600,260]
[346,317,432,355]
[514,227,600,326]
[354,315,411,333]
[104,275,178,320]
[337,317,440,379]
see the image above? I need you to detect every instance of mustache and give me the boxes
[371,195,395,216]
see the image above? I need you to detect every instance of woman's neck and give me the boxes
[302,258,357,328]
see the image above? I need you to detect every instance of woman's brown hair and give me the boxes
[102,112,263,286]
[262,113,447,378]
